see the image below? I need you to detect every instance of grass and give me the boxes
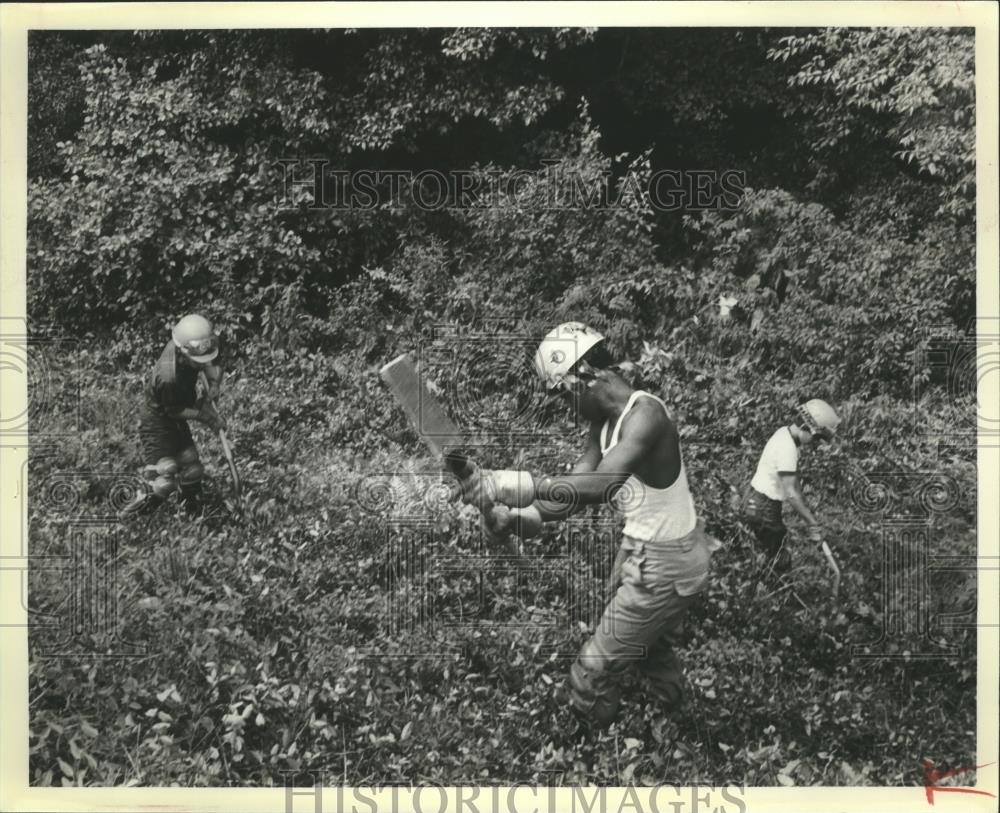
[25,345,977,787]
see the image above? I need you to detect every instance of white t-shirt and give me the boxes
[750,426,799,501]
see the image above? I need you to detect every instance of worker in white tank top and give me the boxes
[599,389,697,542]
[456,322,720,729]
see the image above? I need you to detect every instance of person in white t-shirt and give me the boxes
[742,399,841,570]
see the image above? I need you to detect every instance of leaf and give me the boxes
[400,721,413,741]
[58,758,74,779]
[776,774,795,786]
[623,738,642,750]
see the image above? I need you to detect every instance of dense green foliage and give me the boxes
[27,27,977,787]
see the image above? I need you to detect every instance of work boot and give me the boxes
[567,660,622,729]
[118,493,164,519]
[179,483,203,516]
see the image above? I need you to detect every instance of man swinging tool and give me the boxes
[457,322,721,729]
[120,314,226,518]
[741,399,842,588]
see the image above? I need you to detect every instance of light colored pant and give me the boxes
[567,520,720,727]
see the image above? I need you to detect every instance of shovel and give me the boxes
[218,427,242,503]
[821,540,841,599]
[198,371,242,507]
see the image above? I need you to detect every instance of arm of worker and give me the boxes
[487,422,602,539]
[466,410,657,530]
[157,377,206,424]
[166,404,226,430]
[182,368,226,430]
[524,421,604,520]
[779,471,822,540]
[534,409,655,505]
[570,421,604,474]
[203,363,223,400]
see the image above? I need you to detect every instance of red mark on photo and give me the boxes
[922,758,996,805]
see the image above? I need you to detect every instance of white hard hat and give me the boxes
[534,322,605,388]
[172,314,219,363]
[798,399,841,437]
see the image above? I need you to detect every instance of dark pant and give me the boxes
[138,407,202,501]
[566,522,720,727]
[140,408,195,464]
[742,487,790,568]
[749,522,789,563]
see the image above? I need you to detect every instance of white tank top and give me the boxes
[600,391,698,543]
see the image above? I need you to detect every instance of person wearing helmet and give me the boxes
[457,321,720,729]
[119,314,226,518]
[741,399,841,570]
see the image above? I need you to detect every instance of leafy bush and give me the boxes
[26,337,976,786]
[26,26,977,788]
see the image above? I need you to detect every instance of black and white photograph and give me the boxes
[1,3,998,812]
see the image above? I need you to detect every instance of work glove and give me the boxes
[458,468,535,509]
[483,504,514,542]
[447,463,496,519]
[483,504,519,555]
[458,467,496,511]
